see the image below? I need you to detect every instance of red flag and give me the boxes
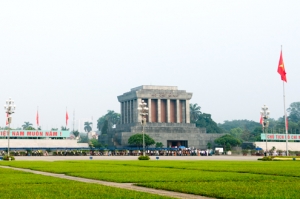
[277,50,287,82]
[5,113,8,125]
[260,115,263,124]
[36,111,39,126]
[66,111,69,126]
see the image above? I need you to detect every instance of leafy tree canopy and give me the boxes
[287,102,300,123]
[128,133,155,147]
[73,130,80,137]
[214,134,242,151]
[218,120,261,133]
[195,113,223,133]
[22,122,33,130]
[97,110,120,132]
[84,122,92,133]
[155,142,164,148]
[89,138,102,148]
[190,103,202,123]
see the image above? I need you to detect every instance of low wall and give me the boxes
[255,142,300,151]
[0,139,88,148]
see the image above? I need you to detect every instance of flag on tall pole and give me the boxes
[278,47,289,156]
[66,109,69,127]
[260,115,263,125]
[277,50,287,82]
[36,110,39,126]
[5,113,8,125]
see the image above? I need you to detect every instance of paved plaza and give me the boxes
[13,155,260,161]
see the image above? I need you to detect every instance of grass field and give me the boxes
[1,160,300,198]
[0,167,173,199]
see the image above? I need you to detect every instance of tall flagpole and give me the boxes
[280,45,289,156]
[283,81,288,156]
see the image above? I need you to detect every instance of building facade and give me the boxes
[99,85,224,149]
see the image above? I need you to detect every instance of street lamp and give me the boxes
[260,105,270,156]
[4,98,16,159]
[138,100,149,156]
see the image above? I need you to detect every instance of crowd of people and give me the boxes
[1,148,213,156]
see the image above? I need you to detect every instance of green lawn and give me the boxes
[1,160,300,198]
[0,167,172,199]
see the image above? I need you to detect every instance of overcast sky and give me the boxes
[1,1,299,131]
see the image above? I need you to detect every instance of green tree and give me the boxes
[78,133,88,143]
[84,122,92,133]
[155,142,164,148]
[51,128,58,131]
[287,102,300,123]
[218,120,261,133]
[22,122,33,130]
[97,110,120,132]
[101,120,109,134]
[190,103,202,123]
[207,142,212,149]
[214,134,241,152]
[73,130,80,137]
[89,138,102,148]
[128,133,155,147]
[229,128,243,140]
[196,113,223,133]
[61,126,69,131]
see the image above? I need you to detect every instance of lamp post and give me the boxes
[260,105,270,156]
[138,100,149,156]
[4,98,16,159]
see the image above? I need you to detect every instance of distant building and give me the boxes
[99,85,224,149]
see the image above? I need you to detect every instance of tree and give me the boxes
[84,122,92,133]
[22,122,33,130]
[61,126,69,131]
[155,142,164,148]
[97,110,120,132]
[196,113,223,133]
[214,134,241,152]
[190,103,202,123]
[78,133,88,143]
[128,133,155,148]
[89,138,102,148]
[101,120,109,134]
[73,130,80,137]
[229,128,243,140]
[287,102,300,123]
[207,142,212,150]
[218,120,261,133]
[51,128,58,131]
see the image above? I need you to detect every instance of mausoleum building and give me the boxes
[99,85,223,149]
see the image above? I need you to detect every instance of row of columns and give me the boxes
[120,98,190,124]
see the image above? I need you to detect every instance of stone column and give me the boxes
[120,102,123,124]
[124,101,127,124]
[127,101,130,123]
[133,99,136,123]
[157,99,161,123]
[176,99,180,123]
[137,98,142,123]
[167,99,170,123]
[129,100,132,123]
[186,100,190,123]
[148,98,152,123]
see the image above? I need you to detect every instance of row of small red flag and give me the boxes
[5,111,69,127]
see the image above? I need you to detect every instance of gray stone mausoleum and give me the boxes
[99,85,223,149]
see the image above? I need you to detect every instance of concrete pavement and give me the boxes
[13,155,260,161]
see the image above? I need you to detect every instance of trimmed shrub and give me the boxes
[261,156,273,161]
[2,155,15,161]
[138,155,150,160]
